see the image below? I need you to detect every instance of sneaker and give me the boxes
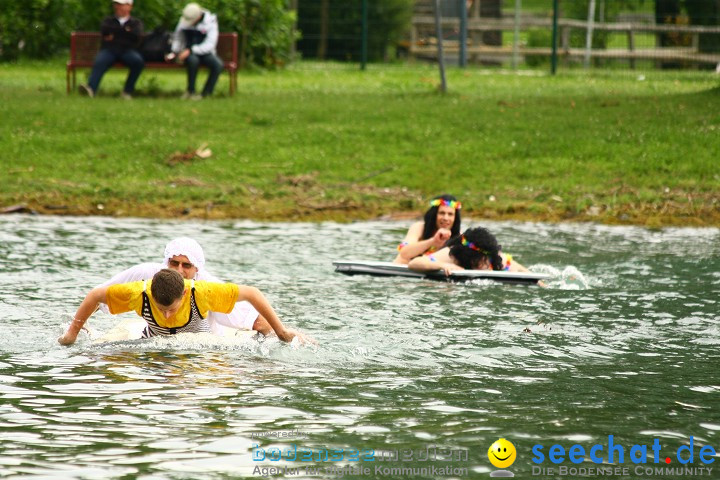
[78,84,94,98]
[182,92,202,101]
[121,92,133,100]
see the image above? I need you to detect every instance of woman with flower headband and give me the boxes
[393,194,463,264]
[407,227,529,276]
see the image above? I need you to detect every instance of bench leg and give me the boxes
[230,70,237,96]
[67,69,71,94]
[70,69,77,93]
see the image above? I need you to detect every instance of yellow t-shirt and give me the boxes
[106,280,240,328]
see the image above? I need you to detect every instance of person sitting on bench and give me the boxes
[79,0,144,99]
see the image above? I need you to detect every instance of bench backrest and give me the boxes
[69,31,238,65]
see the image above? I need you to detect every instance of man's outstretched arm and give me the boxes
[58,287,109,346]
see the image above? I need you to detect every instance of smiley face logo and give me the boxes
[488,438,516,469]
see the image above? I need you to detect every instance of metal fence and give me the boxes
[404,0,720,71]
[292,0,720,72]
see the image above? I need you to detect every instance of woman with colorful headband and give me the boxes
[393,194,463,264]
[407,227,529,276]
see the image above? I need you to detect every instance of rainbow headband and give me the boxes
[430,199,461,210]
[461,235,489,255]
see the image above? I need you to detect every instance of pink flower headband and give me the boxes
[430,199,461,210]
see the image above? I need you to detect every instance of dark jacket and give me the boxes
[100,16,144,52]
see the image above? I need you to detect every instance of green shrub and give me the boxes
[0,0,296,68]
[296,0,412,62]
[525,28,551,67]
[0,0,74,60]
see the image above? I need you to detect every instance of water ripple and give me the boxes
[0,216,718,478]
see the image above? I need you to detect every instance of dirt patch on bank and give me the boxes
[4,197,719,227]
[2,176,718,227]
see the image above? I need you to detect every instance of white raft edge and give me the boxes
[332,260,550,282]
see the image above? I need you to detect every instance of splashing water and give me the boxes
[531,264,590,289]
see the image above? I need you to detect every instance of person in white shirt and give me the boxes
[167,3,223,99]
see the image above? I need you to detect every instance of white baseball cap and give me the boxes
[113,0,133,5]
[182,3,203,24]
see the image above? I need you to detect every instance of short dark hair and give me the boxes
[447,227,503,271]
[151,268,185,307]
[422,194,462,240]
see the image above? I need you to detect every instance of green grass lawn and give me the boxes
[1,59,718,226]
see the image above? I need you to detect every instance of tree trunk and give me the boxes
[317,0,329,59]
[655,0,683,68]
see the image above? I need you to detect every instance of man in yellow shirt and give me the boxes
[59,269,304,345]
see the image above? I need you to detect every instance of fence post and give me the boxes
[584,0,596,68]
[512,0,522,69]
[434,0,447,93]
[317,0,328,59]
[361,0,368,70]
[469,0,481,63]
[551,0,559,74]
[628,30,635,69]
[459,0,467,67]
[410,22,417,62]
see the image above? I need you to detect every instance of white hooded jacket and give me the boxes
[171,9,219,56]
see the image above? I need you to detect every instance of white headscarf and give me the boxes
[163,237,206,274]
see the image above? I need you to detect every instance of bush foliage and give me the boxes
[0,0,297,68]
[296,0,412,62]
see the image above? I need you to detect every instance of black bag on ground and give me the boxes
[140,28,171,62]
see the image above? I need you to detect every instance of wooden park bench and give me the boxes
[67,31,238,96]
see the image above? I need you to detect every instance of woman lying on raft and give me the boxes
[393,194,462,265]
[408,227,529,276]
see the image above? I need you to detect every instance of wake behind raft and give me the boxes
[332,261,549,285]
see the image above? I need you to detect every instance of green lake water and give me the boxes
[0,215,718,480]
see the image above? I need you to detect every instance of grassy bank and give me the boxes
[1,59,719,226]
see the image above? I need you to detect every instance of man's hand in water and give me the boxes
[58,332,76,346]
[281,328,317,346]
